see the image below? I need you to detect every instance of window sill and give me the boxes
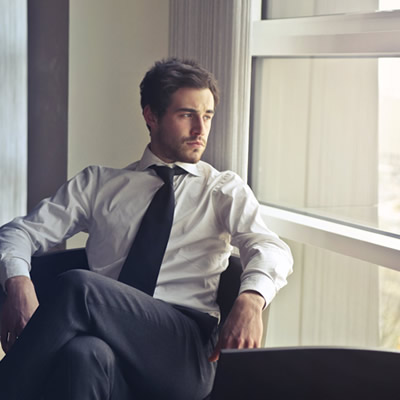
[261,205,400,271]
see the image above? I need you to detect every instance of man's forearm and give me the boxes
[238,290,266,309]
[5,275,34,294]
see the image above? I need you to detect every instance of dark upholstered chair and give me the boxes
[0,248,243,399]
[210,346,400,399]
[29,247,242,324]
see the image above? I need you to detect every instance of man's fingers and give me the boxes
[208,340,221,362]
[6,332,17,353]
[208,351,219,363]
[0,332,7,353]
[208,333,262,363]
[1,330,18,354]
[1,332,9,354]
[0,317,10,353]
[208,335,249,363]
[1,306,23,354]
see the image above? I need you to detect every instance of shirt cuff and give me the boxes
[0,257,31,292]
[239,274,277,309]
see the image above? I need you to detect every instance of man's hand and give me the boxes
[209,290,265,362]
[1,276,39,353]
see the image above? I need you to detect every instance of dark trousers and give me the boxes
[0,270,218,400]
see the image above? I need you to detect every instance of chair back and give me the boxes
[29,248,242,321]
[30,247,89,301]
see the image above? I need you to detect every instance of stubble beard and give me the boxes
[174,145,205,164]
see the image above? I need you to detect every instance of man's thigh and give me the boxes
[0,270,217,400]
[56,270,218,399]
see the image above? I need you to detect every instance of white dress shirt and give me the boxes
[0,147,293,318]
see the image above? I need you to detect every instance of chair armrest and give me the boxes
[31,248,88,301]
[217,256,242,325]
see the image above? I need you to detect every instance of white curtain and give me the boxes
[169,0,253,179]
[0,0,27,361]
[0,0,27,226]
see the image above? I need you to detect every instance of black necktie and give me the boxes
[118,166,184,295]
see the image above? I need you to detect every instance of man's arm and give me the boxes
[0,166,96,355]
[209,290,265,362]
[0,166,94,291]
[1,276,39,353]
[210,172,293,361]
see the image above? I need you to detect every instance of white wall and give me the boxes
[68,0,169,247]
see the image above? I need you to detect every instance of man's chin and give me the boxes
[178,149,204,164]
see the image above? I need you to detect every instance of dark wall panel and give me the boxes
[28,0,69,211]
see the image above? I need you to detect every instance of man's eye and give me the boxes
[182,113,192,118]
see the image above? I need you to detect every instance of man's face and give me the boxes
[145,87,215,164]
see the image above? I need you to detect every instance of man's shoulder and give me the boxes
[197,161,243,184]
[123,160,140,171]
[69,162,141,186]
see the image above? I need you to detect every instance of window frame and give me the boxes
[249,9,400,271]
[252,10,400,57]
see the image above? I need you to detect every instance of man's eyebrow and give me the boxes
[175,107,215,114]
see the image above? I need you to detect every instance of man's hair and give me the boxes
[140,58,220,118]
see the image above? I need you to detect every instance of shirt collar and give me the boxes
[137,145,201,177]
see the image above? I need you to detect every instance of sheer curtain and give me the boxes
[0,0,27,360]
[0,0,27,226]
[169,0,253,179]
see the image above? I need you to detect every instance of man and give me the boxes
[0,58,293,399]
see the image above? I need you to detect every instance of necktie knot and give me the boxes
[151,165,186,184]
[151,166,174,184]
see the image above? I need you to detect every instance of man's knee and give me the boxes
[43,336,122,400]
[56,269,95,291]
[59,335,116,370]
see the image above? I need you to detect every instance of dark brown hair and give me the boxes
[140,58,220,118]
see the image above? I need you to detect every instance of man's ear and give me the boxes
[143,105,158,131]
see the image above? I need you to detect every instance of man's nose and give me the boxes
[191,116,206,136]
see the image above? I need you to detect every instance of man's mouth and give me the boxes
[185,139,205,147]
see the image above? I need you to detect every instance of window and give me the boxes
[262,0,400,19]
[250,0,400,348]
[251,57,400,239]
